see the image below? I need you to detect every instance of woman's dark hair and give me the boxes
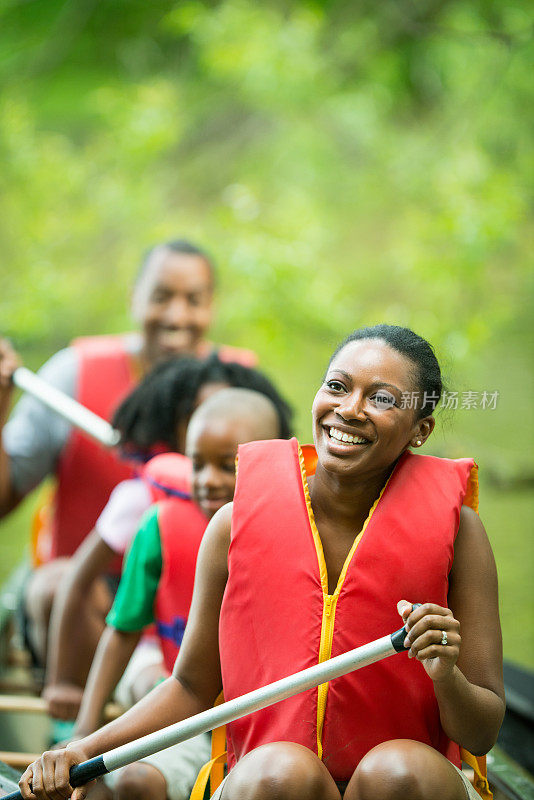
[330,325,442,418]
[113,353,293,451]
[137,239,216,287]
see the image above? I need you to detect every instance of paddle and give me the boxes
[0,695,123,723]
[12,367,120,448]
[4,624,411,800]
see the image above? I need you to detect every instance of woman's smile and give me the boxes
[326,425,373,446]
[312,338,427,478]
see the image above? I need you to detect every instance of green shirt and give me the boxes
[106,506,163,632]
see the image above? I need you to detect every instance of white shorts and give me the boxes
[107,638,211,799]
[113,637,164,709]
[454,764,483,800]
[210,762,481,799]
[104,733,211,800]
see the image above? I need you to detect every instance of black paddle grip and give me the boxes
[390,602,422,652]
[70,755,107,785]
[2,756,107,800]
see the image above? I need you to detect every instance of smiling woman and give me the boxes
[18,325,504,800]
[312,325,441,484]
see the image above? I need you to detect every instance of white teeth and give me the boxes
[328,427,369,445]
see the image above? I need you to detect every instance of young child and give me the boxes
[73,388,286,800]
[44,356,292,721]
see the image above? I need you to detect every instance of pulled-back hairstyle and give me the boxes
[330,324,442,418]
[113,353,293,452]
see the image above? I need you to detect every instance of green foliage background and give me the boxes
[0,0,533,665]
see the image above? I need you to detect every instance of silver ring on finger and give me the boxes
[441,630,448,646]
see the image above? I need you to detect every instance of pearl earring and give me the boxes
[415,439,422,446]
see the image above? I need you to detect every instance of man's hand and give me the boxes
[43,682,85,721]
[0,338,21,410]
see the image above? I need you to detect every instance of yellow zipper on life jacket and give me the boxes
[298,444,391,760]
[316,592,337,758]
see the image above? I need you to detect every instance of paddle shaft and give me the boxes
[12,367,120,448]
[0,695,123,723]
[4,627,408,799]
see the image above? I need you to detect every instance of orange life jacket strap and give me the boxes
[189,692,227,799]
[189,750,226,799]
[460,748,493,799]
[30,485,55,567]
[209,692,227,793]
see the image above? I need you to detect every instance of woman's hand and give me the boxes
[397,600,461,683]
[18,744,90,800]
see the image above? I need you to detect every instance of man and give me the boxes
[0,238,255,669]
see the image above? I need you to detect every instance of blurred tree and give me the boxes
[0,0,532,664]
[0,0,532,442]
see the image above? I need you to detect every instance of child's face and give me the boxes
[186,417,249,518]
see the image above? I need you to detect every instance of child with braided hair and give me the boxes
[44,355,292,723]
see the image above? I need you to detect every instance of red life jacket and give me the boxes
[51,335,138,560]
[142,452,192,503]
[153,497,208,673]
[220,438,479,781]
[199,342,258,368]
[45,336,257,562]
